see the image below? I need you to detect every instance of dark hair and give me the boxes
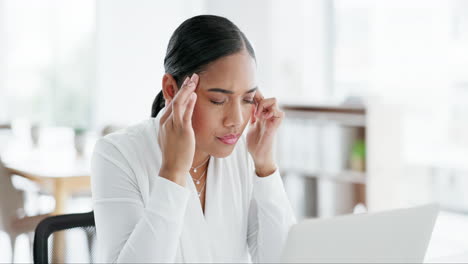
[151,15,256,118]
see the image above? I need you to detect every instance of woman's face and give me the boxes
[192,50,257,158]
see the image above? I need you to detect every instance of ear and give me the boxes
[162,73,180,105]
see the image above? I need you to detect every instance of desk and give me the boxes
[2,148,91,214]
[425,211,468,263]
[1,146,91,263]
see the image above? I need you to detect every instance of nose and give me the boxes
[223,101,243,129]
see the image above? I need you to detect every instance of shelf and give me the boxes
[280,104,366,127]
[280,168,366,185]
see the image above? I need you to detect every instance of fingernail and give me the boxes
[183,76,190,85]
[188,80,195,88]
[191,73,198,82]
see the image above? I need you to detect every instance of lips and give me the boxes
[217,133,241,145]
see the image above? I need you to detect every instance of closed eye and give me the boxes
[210,100,225,105]
[210,99,255,105]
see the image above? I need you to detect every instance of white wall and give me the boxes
[94,0,276,128]
[93,0,331,128]
[367,100,434,211]
[270,0,331,103]
[94,0,204,128]
[203,0,274,97]
[366,1,457,211]
[205,0,332,103]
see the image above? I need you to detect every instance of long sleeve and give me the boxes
[246,167,298,263]
[91,138,190,263]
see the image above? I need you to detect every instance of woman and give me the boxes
[91,15,296,263]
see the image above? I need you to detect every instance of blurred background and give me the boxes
[0,0,467,262]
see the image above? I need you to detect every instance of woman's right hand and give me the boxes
[157,74,199,186]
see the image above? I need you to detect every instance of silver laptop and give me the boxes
[280,203,439,263]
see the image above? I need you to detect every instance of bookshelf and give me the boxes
[278,103,367,218]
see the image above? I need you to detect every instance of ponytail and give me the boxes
[151,90,165,118]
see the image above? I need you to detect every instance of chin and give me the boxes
[210,145,236,158]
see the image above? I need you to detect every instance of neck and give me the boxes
[191,148,210,173]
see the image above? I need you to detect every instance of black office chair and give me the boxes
[33,211,96,263]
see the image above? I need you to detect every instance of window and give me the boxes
[333,0,468,212]
[2,0,96,129]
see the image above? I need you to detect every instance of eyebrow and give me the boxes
[207,86,258,94]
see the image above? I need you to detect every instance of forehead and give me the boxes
[198,50,257,93]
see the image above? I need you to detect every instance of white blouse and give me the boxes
[91,110,297,263]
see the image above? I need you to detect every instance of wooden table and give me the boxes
[1,146,91,263]
[2,148,91,213]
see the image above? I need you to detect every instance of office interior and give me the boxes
[1,0,468,263]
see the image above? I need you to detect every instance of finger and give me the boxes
[255,97,277,118]
[274,111,286,126]
[179,74,199,105]
[253,89,264,116]
[250,104,257,124]
[266,110,284,120]
[173,74,197,107]
[159,76,190,125]
[271,111,285,124]
[159,100,174,125]
[253,88,264,103]
[183,92,197,125]
[264,103,281,119]
[173,74,199,125]
[265,110,275,119]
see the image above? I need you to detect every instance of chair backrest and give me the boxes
[33,211,96,264]
[0,123,12,129]
[0,159,24,233]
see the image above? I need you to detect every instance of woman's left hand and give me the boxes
[247,89,285,177]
